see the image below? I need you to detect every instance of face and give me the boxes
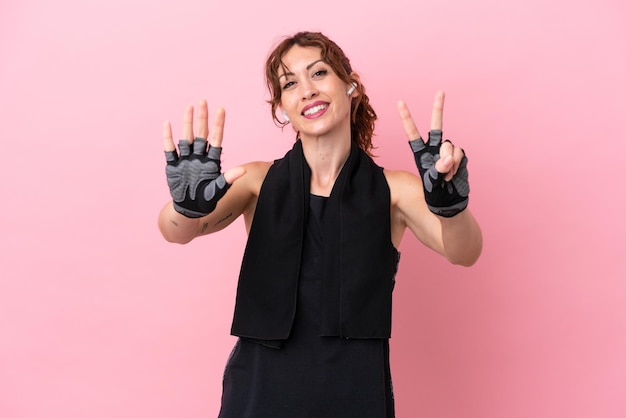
[278,45,354,140]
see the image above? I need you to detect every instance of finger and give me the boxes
[209,107,226,148]
[223,166,247,185]
[437,144,464,181]
[196,99,209,139]
[182,105,194,141]
[439,140,454,160]
[397,100,422,141]
[435,155,454,176]
[163,120,175,152]
[445,146,465,181]
[436,141,454,175]
[430,90,445,131]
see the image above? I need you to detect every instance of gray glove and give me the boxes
[165,137,229,218]
[409,130,469,217]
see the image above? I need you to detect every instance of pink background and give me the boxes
[1,0,625,417]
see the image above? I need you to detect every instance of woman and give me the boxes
[159,31,482,418]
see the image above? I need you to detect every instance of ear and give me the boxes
[278,106,290,123]
[348,72,362,98]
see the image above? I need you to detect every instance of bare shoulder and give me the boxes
[238,160,273,195]
[230,160,273,209]
[383,169,424,206]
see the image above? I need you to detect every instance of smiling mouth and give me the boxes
[302,103,328,116]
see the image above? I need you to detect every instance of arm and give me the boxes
[158,100,268,244]
[388,170,482,266]
[390,91,482,266]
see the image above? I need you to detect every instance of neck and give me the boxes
[300,132,351,197]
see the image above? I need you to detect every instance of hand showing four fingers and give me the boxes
[163,100,245,218]
[397,91,470,217]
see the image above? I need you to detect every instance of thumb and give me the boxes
[435,155,453,174]
[224,166,247,185]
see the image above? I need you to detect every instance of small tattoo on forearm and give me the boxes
[214,213,233,226]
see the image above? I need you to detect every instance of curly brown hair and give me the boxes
[265,31,377,155]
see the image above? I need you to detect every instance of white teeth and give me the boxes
[303,104,328,116]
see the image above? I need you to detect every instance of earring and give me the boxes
[346,82,357,96]
[282,110,290,123]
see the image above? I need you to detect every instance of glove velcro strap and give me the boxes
[428,198,468,218]
[172,202,209,218]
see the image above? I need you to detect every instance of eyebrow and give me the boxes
[278,59,326,80]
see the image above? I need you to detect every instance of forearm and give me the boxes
[439,209,483,266]
[158,202,201,244]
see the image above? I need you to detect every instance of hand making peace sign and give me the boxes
[397,91,470,218]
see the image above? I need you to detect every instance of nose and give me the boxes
[300,79,318,100]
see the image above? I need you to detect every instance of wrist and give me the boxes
[173,201,209,218]
[427,197,468,218]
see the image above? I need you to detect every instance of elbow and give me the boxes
[438,209,483,267]
[449,252,481,267]
[159,225,195,245]
[162,234,194,245]
[446,235,483,267]
[157,216,196,245]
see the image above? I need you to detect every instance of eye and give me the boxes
[313,69,328,78]
[282,80,295,90]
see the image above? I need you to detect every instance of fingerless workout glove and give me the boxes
[409,130,469,217]
[165,137,229,218]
